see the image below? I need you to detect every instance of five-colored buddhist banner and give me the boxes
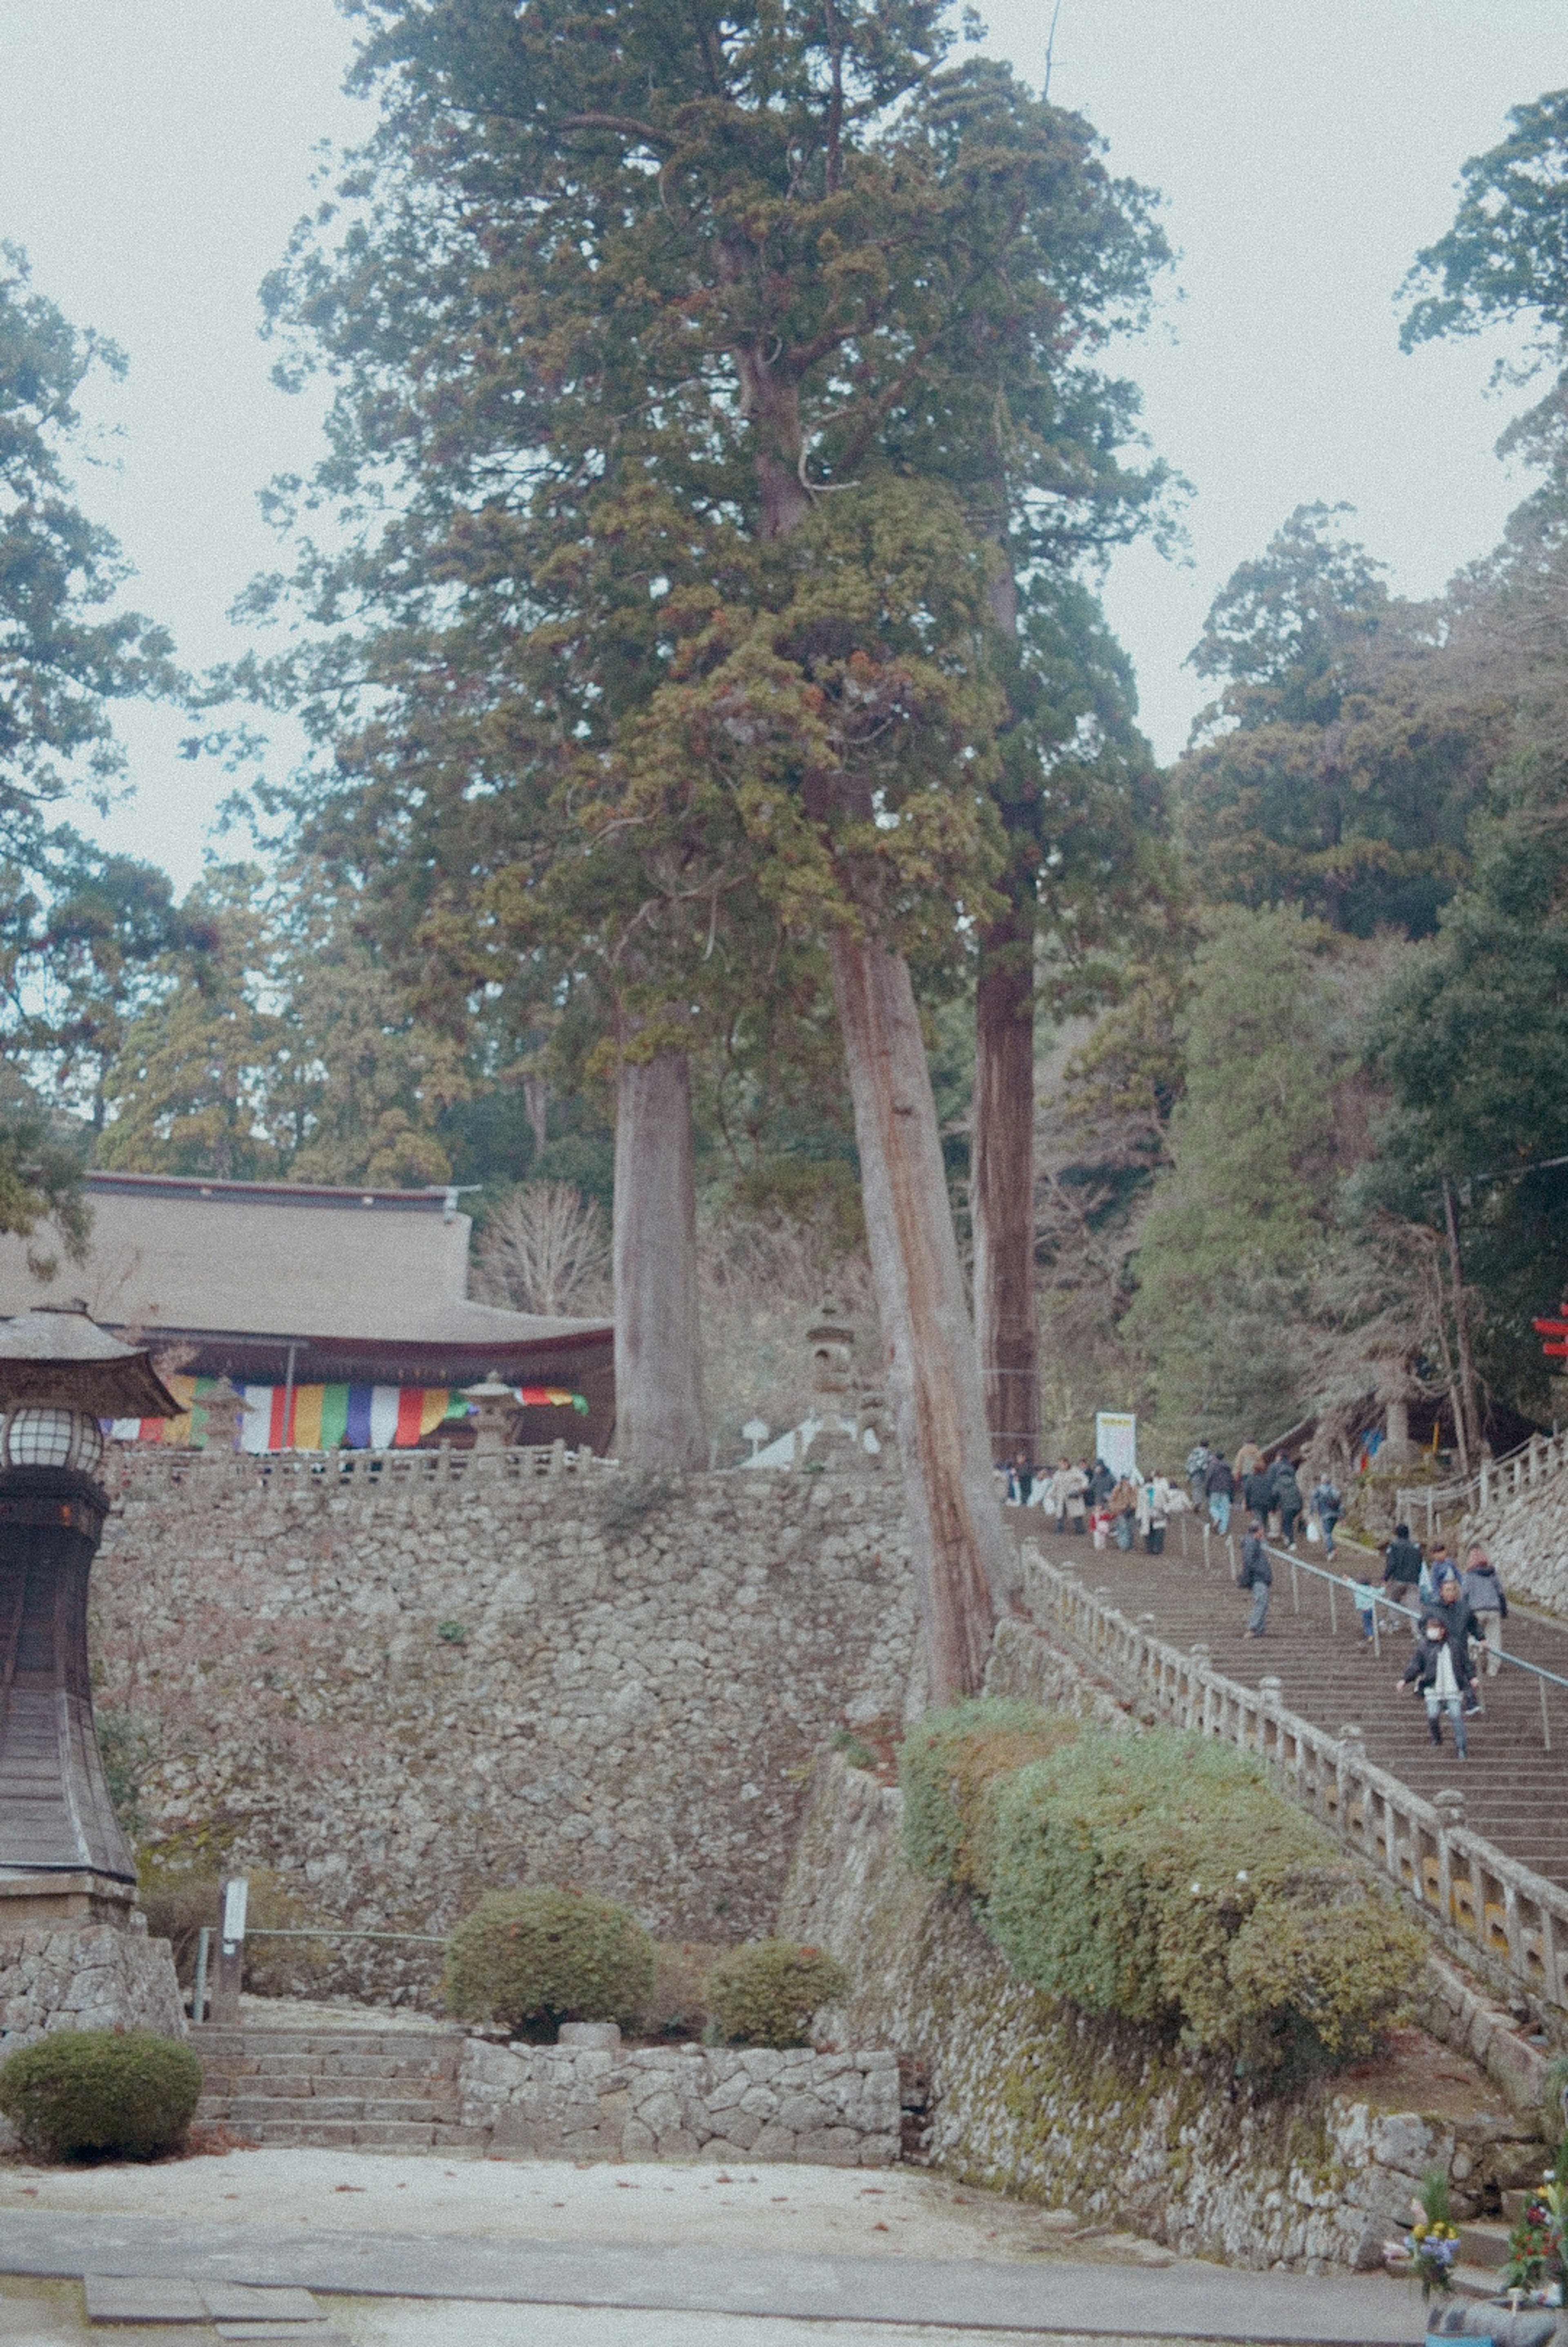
[109,1375,587,1450]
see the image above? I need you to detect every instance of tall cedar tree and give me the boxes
[255,2,1165,1693]
[889,67,1173,1464]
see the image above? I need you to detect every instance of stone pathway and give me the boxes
[0,2202,1435,2343]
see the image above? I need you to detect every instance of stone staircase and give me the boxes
[1047,1523,1568,1890]
[194,2020,483,2149]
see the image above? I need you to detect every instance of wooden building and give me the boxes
[0,1172,615,1453]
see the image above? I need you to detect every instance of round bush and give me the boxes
[442,1887,655,2037]
[704,1939,848,2048]
[0,2030,203,2160]
[986,1728,1424,2076]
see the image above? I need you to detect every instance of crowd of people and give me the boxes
[1002,1451,1189,1554]
[1003,1433,1513,1766]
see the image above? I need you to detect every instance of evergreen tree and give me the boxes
[1176,506,1499,937]
[1401,86,1568,473]
[0,249,175,1242]
[1123,908,1351,1446]
[1357,759,1568,1428]
[249,0,1174,1692]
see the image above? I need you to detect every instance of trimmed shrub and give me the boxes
[899,1699,1078,1897]
[704,1939,848,2048]
[0,2030,203,2160]
[986,1728,1423,2077]
[442,1887,655,2038]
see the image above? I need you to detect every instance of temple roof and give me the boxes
[0,1173,612,1362]
[0,1305,181,1417]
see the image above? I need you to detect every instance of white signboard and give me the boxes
[1095,1412,1138,1480]
[221,1876,249,1949]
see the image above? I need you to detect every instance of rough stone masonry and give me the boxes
[459,2039,900,2164]
[91,1454,918,1985]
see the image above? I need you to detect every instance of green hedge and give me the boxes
[0,2030,203,2160]
[443,1887,655,2038]
[704,1940,848,2048]
[899,1698,1077,1898]
[902,1708,1423,2081]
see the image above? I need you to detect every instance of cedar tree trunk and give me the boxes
[831,928,1006,1703]
[1442,1175,1481,1474]
[973,875,1039,1463]
[612,1047,707,1468]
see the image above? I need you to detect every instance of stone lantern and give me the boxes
[0,1308,187,2046]
[806,1301,855,1398]
[198,1378,246,1459]
[0,1307,179,1918]
[801,1302,874,1472]
[462,1374,518,1455]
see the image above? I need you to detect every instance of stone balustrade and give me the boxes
[109,1439,607,1503]
[1018,1544,1568,2024]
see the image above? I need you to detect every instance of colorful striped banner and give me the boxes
[111,1380,587,1452]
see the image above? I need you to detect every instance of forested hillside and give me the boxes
[5,37,1568,1519]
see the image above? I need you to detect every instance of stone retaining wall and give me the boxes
[458,2039,900,2164]
[1459,1471,1568,1620]
[0,1918,185,2056]
[781,1751,1546,2270]
[91,1455,917,1992]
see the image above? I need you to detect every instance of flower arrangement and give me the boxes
[1385,2168,1460,2302]
[1504,2145,1567,2308]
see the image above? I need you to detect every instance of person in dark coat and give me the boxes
[1425,1570,1481,1713]
[1089,1458,1115,1507]
[1400,1616,1469,1758]
[1237,1515,1272,1636]
[1309,1472,1342,1560]
[1242,1464,1274,1524]
[1204,1451,1236,1535]
[1270,1455,1303,1546]
[1382,1524,1423,1609]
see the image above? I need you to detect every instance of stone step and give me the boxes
[1456,2220,1515,2270]
[194,2029,462,2056]
[199,2103,462,2140]
[204,2115,483,2150]
[1052,1535,1568,1892]
[192,2022,479,2149]
[199,2054,461,2085]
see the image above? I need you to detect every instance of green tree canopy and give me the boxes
[1174,506,1501,937]
[1356,755,1568,1421]
[0,248,176,1248]
[1122,907,1364,1446]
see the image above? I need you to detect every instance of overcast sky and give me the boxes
[1,1,1564,894]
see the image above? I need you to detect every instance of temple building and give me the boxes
[0,1171,614,1453]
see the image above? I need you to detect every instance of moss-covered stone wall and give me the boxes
[781,1751,1480,2271]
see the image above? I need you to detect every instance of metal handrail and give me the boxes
[1179,1507,1568,1749]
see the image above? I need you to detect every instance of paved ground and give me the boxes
[0,2146,1450,2344]
[0,2144,1071,2262]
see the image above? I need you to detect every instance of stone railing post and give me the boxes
[1434,1789,1465,1931]
[1335,1724,1365,1844]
